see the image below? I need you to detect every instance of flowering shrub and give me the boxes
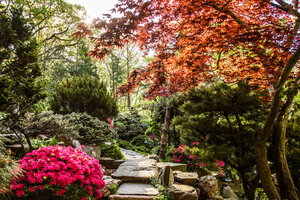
[11,145,105,200]
[172,144,225,176]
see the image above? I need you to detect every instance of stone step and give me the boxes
[112,159,157,183]
[173,171,198,186]
[109,194,155,200]
[109,183,159,200]
[157,162,187,172]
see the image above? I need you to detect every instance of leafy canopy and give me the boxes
[74,0,299,98]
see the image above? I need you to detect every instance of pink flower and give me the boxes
[80,145,85,149]
[29,187,35,192]
[192,142,199,145]
[11,145,105,199]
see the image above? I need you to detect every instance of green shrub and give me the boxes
[114,107,147,140]
[100,143,125,160]
[50,74,118,121]
[117,140,134,149]
[109,184,117,194]
[131,135,154,149]
[26,111,113,145]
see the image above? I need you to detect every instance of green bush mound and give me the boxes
[100,143,125,160]
[26,111,114,145]
[50,74,118,121]
[116,135,156,155]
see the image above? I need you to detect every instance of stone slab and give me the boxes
[117,183,159,196]
[112,159,157,182]
[157,162,187,172]
[109,195,155,200]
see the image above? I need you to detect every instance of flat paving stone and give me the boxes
[117,183,159,196]
[120,148,145,160]
[109,194,155,200]
[112,159,157,182]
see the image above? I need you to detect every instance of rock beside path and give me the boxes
[173,171,198,186]
[167,184,198,200]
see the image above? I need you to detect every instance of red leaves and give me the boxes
[78,0,299,99]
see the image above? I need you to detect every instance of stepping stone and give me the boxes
[173,171,198,186]
[157,162,187,172]
[120,148,145,160]
[112,159,157,183]
[109,183,158,200]
[109,194,155,200]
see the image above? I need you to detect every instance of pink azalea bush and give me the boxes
[11,145,105,199]
[172,144,225,176]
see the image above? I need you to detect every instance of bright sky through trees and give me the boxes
[65,0,118,22]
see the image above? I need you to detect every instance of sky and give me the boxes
[65,0,119,22]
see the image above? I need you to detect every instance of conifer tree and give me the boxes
[50,75,118,121]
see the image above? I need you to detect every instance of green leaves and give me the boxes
[50,74,119,121]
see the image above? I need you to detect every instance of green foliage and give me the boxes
[50,75,118,121]
[0,3,45,117]
[109,184,117,194]
[0,137,20,199]
[24,137,58,151]
[114,107,147,140]
[131,135,155,150]
[100,143,125,160]
[171,82,268,198]
[150,176,174,200]
[26,111,114,145]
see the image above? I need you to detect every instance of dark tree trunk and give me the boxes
[240,172,259,200]
[159,106,171,159]
[127,93,131,107]
[271,79,299,200]
[272,116,298,200]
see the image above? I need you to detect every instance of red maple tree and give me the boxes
[74,0,300,199]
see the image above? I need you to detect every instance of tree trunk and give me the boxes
[254,45,300,200]
[159,106,171,159]
[127,93,131,107]
[271,78,299,200]
[272,116,298,200]
[240,172,258,200]
[254,138,280,199]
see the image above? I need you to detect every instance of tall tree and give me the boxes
[0,2,44,117]
[74,1,300,199]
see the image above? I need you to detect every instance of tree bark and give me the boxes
[271,78,299,200]
[254,45,300,200]
[159,106,171,159]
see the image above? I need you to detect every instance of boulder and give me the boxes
[112,159,157,183]
[158,165,174,186]
[167,184,198,200]
[157,162,187,172]
[222,186,238,199]
[173,171,198,186]
[82,144,101,159]
[198,176,220,200]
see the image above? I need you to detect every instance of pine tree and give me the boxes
[50,75,118,121]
